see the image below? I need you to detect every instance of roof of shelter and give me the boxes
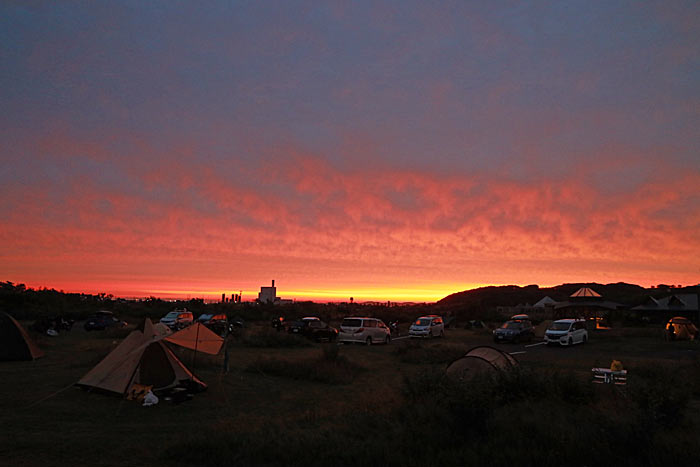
[570,287,602,298]
[632,294,699,312]
[533,296,557,308]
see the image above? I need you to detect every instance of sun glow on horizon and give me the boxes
[13,280,493,303]
[132,283,492,302]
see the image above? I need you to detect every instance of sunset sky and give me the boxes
[2,1,699,302]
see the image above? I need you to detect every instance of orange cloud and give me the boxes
[2,149,698,300]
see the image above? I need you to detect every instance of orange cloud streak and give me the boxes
[2,150,698,301]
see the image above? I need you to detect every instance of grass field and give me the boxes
[2,322,699,467]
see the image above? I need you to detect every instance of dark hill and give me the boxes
[435,282,650,315]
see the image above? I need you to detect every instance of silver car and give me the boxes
[409,315,445,338]
[338,317,391,345]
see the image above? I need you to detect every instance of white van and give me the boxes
[338,317,391,345]
[545,319,588,346]
[409,315,445,338]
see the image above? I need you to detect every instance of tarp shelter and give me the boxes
[666,317,698,340]
[0,312,44,361]
[77,319,205,395]
[446,346,517,381]
[165,322,224,355]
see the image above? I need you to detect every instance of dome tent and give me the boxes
[0,312,44,361]
[666,316,698,341]
[446,346,517,381]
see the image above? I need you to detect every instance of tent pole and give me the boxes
[192,322,200,372]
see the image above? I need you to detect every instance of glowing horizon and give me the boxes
[8,276,698,305]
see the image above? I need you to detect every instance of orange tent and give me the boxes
[666,317,698,340]
[165,322,224,355]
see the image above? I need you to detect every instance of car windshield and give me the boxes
[163,312,179,319]
[501,321,521,329]
[550,322,571,331]
[414,318,431,326]
[342,319,362,328]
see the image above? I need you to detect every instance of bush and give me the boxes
[627,362,692,430]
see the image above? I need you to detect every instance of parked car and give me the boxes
[199,313,228,335]
[160,309,194,330]
[493,318,534,343]
[288,318,338,342]
[287,317,321,334]
[338,317,391,345]
[409,315,444,338]
[545,319,588,346]
[84,311,127,331]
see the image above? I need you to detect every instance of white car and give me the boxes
[159,309,194,329]
[338,317,391,345]
[545,319,588,346]
[409,315,445,338]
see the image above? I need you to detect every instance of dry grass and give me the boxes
[1,326,698,467]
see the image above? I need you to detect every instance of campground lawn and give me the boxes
[2,323,699,467]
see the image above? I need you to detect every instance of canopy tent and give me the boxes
[446,346,517,381]
[1,312,44,361]
[77,319,205,395]
[165,322,224,355]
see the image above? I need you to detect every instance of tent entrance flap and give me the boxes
[138,343,177,389]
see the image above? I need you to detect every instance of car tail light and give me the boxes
[354,328,364,333]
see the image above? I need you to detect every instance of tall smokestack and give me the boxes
[272,279,275,287]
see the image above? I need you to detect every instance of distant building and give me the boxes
[258,280,277,304]
[533,296,557,308]
[553,287,622,320]
[631,293,699,323]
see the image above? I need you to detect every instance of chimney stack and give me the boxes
[272,279,275,287]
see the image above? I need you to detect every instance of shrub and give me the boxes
[627,362,692,430]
